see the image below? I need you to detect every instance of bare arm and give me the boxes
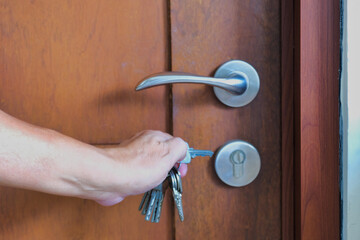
[0,110,187,206]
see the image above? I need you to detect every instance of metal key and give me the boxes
[179,147,214,165]
[139,191,151,215]
[152,183,166,223]
[151,191,160,222]
[169,168,184,221]
[189,148,214,158]
[145,190,158,221]
[139,183,163,221]
[139,145,213,223]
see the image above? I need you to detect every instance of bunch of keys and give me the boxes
[138,147,213,223]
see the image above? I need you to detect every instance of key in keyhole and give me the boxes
[230,150,246,178]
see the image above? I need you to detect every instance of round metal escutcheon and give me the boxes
[213,60,260,107]
[215,140,261,187]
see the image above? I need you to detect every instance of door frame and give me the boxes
[282,0,341,239]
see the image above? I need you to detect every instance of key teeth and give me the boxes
[141,192,151,215]
[145,191,157,221]
[154,193,164,223]
[139,168,187,223]
[139,191,149,211]
[139,183,165,223]
[172,190,184,222]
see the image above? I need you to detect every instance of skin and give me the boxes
[0,110,188,206]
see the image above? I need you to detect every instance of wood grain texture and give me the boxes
[295,0,340,239]
[171,0,281,239]
[0,0,170,144]
[282,0,295,239]
[0,186,174,240]
[0,1,174,239]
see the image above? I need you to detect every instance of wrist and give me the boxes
[29,131,126,202]
[56,143,127,201]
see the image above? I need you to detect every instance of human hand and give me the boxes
[0,110,188,206]
[92,130,188,206]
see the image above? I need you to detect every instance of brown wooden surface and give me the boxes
[171,0,281,239]
[294,0,340,239]
[0,188,174,240]
[0,0,170,144]
[0,1,174,239]
[282,0,295,239]
[0,0,333,239]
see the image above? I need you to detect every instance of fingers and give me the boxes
[165,137,188,166]
[139,130,173,141]
[95,196,124,206]
[178,163,188,177]
[128,131,189,181]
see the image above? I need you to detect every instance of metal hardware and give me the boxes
[136,60,260,107]
[230,150,246,178]
[214,140,261,187]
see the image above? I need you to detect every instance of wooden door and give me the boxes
[171,1,281,239]
[0,1,285,239]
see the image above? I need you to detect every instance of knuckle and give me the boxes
[146,139,169,158]
[142,130,165,139]
[151,130,162,134]
[158,141,170,157]
[148,135,162,144]
[141,130,154,135]
[173,137,187,149]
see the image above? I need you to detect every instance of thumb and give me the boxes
[95,196,124,206]
[165,137,188,166]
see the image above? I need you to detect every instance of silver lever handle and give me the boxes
[136,72,247,95]
[135,60,260,107]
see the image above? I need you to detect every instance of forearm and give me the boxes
[0,110,117,200]
[0,110,187,205]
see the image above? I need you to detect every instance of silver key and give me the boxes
[151,183,165,223]
[153,183,166,223]
[151,191,160,222]
[189,148,213,159]
[139,191,151,215]
[169,168,184,221]
[138,192,148,211]
[180,148,213,165]
[139,183,165,222]
[145,190,157,221]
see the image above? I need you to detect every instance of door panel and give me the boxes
[171,0,281,239]
[0,189,174,239]
[0,1,173,239]
[0,0,170,144]
[0,0,283,239]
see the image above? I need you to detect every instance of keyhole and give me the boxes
[230,150,246,178]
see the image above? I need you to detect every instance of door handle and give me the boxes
[135,60,260,107]
[136,72,246,95]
